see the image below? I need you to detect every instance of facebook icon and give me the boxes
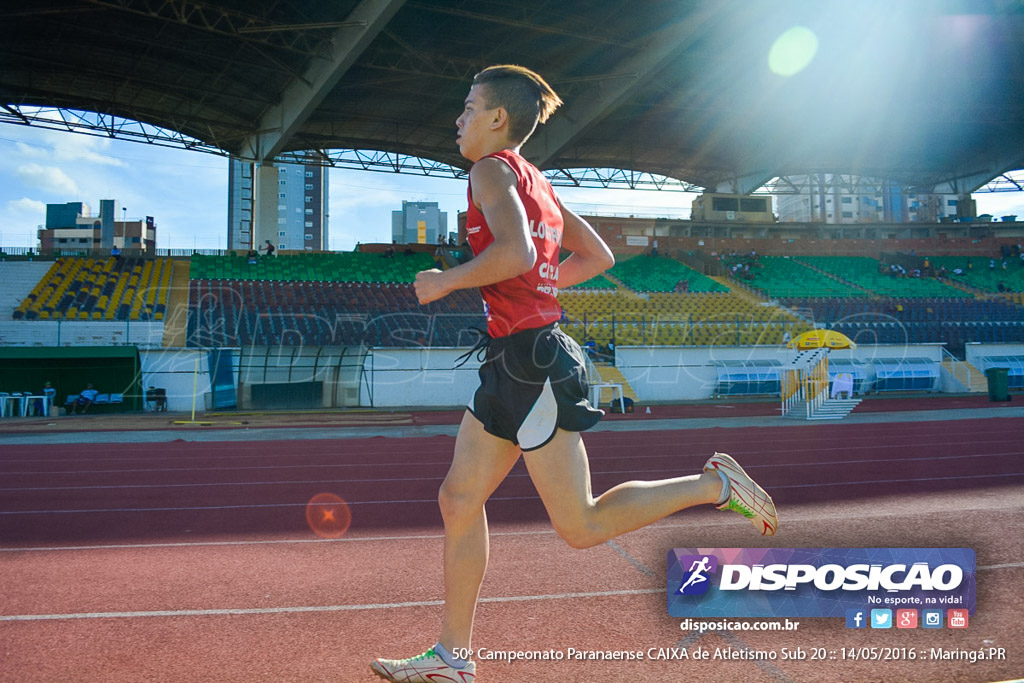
[845,609,867,629]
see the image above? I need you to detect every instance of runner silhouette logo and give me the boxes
[677,554,719,595]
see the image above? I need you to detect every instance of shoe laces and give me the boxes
[409,648,438,662]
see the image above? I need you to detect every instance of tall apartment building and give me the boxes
[391,200,447,244]
[228,155,328,251]
[775,175,962,224]
[37,199,156,252]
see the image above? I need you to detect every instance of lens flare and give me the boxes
[305,492,352,539]
[769,26,818,77]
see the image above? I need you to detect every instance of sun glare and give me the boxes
[769,26,818,76]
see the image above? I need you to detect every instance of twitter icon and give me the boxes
[870,609,892,629]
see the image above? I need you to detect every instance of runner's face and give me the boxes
[456,85,499,162]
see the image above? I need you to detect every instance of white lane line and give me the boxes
[4,437,1022,477]
[3,471,1023,516]
[3,426,1019,467]
[0,588,663,622]
[0,529,552,553]
[4,449,1022,493]
[4,496,1021,553]
[606,540,656,578]
[3,567,1022,622]
[979,562,1024,571]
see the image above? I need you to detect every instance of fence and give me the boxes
[781,348,829,418]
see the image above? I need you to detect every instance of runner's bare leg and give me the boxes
[522,428,723,549]
[437,411,521,652]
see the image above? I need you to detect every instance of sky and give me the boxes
[0,124,695,252]
[1,121,1023,252]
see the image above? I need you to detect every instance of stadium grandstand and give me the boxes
[3,230,1023,415]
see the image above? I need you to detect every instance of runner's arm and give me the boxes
[555,197,614,289]
[414,158,536,304]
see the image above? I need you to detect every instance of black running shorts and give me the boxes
[468,323,604,451]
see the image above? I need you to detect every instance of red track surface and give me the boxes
[2,414,1022,682]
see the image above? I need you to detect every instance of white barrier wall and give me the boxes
[45,341,1019,414]
[0,320,165,348]
[965,342,1024,368]
[362,347,481,408]
[614,345,786,401]
[139,348,240,412]
[615,343,947,402]
[825,343,945,363]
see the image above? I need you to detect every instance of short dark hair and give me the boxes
[473,65,563,145]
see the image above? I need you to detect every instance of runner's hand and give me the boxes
[414,269,451,305]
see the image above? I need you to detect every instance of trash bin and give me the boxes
[985,367,1010,402]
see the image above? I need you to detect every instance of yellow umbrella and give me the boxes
[787,329,857,350]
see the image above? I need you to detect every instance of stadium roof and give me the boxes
[3,0,1024,193]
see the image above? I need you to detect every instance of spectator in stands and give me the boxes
[651,239,659,256]
[32,381,57,416]
[990,258,996,270]
[70,383,99,415]
[261,240,276,257]
[247,249,259,265]
[111,245,122,260]
[404,245,415,256]
[583,338,598,359]
[781,330,792,346]
[967,258,973,271]
[382,243,396,258]
[147,386,168,411]
[997,281,1008,293]
[952,267,964,276]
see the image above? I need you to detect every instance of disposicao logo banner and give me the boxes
[667,548,975,618]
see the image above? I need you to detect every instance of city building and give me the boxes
[774,175,965,224]
[37,199,156,252]
[228,155,328,251]
[392,200,447,244]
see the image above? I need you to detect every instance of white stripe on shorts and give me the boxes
[517,377,558,450]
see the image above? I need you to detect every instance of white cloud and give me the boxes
[0,197,47,247]
[51,134,125,167]
[14,142,48,158]
[974,193,1024,220]
[6,197,46,215]
[15,163,80,196]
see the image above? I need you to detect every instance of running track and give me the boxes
[1,411,1022,682]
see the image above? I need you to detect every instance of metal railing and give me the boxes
[941,346,973,390]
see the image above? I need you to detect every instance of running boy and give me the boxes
[371,65,777,682]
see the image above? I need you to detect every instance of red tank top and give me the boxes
[465,149,563,337]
